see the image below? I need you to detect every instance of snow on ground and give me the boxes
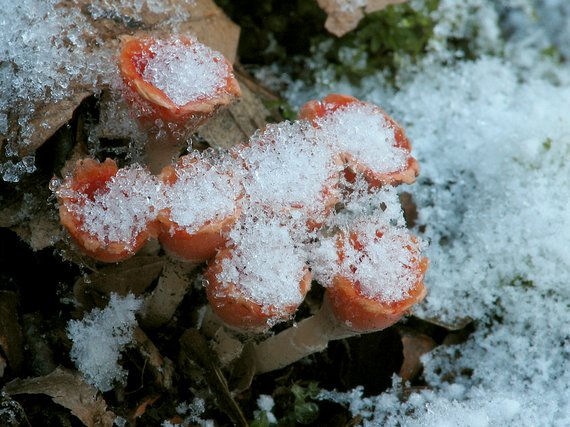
[282,1,570,426]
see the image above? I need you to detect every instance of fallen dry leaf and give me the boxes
[179,329,248,427]
[3,367,116,427]
[76,0,240,63]
[73,256,165,314]
[131,394,161,420]
[140,260,195,329]
[197,77,270,150]
[5,0,240,160]
[398,327,437,382]
[132,327,174,390]
[316,0,408,37]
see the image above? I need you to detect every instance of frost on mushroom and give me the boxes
[204,216,311,331]
[67,293,142,392]
[300,94,419,187]
[142,38,233,107]
[238,120,342,228]
[157,151,244,262]
[56,158,164,262]
[118,35,241,172]
[311,186,428,332]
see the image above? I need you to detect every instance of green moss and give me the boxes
[310,0,439,83]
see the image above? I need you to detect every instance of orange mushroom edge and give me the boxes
[118,34,242,134]
[323,227,429,333]
[298,94,420,189]
[202,212,314,333]
[204,247,312,332]
[156,153,243,263]
[55,158,161,263]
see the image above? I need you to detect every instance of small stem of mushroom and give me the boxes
[252,298,358,375]
[145,138,185,175]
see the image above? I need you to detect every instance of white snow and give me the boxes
[315,102,409,175]
[163,151,242,233]
[310,185,424,303]
[61,164,164,249]
[238,120,341,221]
[67,293,142,392]
[142,37,231,106]
[215,216,308,314]
[280,0,570,425]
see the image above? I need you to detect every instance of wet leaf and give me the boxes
[3,367,116,427]
[397,327,436,382]
[179,328,248,427]
[6,0,240,158]
[131,394,160,420]
[73,256,164,314]
[316,0,408,37]
[132,327,174,390]
[197,77,270,150]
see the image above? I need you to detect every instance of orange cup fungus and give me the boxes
[203,219,312,331]
[323,224,428,332]
[118,35,241,134]
[157,153,242,263]
[299,94,420,188]
[236,120,343,231]
[55,158,162,263]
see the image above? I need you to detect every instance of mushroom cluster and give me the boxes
[53,35,428,373]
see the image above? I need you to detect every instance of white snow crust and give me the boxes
[67,293,142,392]
[315,103,408,174]
[63,165,164,248]
[163,152,242,233]
[280,0,570,425]
[142,37,230,106]
[215,216,307,313]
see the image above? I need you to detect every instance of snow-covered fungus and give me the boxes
[299,94,419,188]
[157,151,243,263]
[56,158,163,263]
[320,219,428,332]
[203,217,311,331]
[118,35,241,132]
[237,120,343,231]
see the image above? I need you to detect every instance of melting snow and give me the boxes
[142,37,231,106]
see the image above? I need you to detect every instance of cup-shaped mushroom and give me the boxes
[157,152,243,263]
[55,158,163,263]
[118,35,241,137]
[313,220,428,333]
[237,120,343,231]
[298,94,419,188]
[203,218,311,331]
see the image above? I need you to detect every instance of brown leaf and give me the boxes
[12,211,64,252]
[0,91,92,157]
[132,327,174,390]
[73,256,165,314]
[197,77,270,150]
[316,0,408,37]
[397,327,436,382]
[3,367,116,427]
[400,191,418,229]
[131,394,160,420]
[179,329,248,427]
[6,0,240,158]
[139,261,194,329]
[77,0,240,63]
[0,291,23,375]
